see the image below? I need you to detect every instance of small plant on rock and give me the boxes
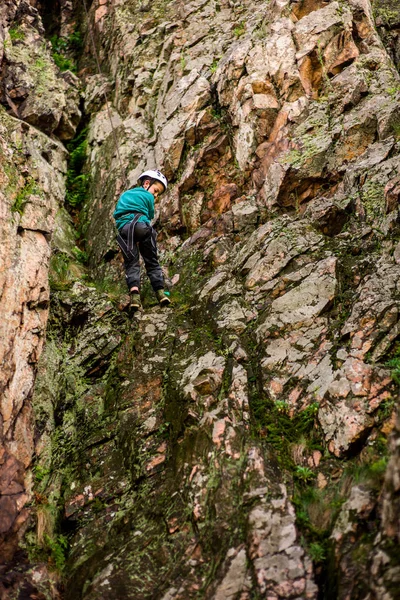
[210,59,219,73]
[233,22,245,37]
[309,541,327,563]
[9,26,25,41]
[50,32,81,73]
[275,400,289,413]
[44,533,69,571]
[294,466,316,483]
[12,178,41,215]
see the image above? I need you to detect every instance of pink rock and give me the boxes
[171,273,180,285]
[270,378,284,397]
[289,386,302,405]
[157,442,167,453]
[193,503,203,521]
[313,450,322,467]
[189,465,198,482]
[212,419,226,448]
[95,6,108,23]
[145,454,165,471]
[369,391,390,412]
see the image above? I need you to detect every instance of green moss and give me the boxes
[49,252,84,290]
[281,131,330,170]
[52,52,75,72]
[233,22,246,37]
[372,0,400,26]
[9,26,25,41]
[8,41,56,94]
[92,275,126,300]
[33,464,51,483]
[168,249,208,308]
[12,178,41,214]
[361,178,386,221]
[250,389,322,469]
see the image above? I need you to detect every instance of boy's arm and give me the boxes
[148,195,155,221]
[114,191,128,213]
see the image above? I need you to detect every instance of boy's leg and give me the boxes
[120,223,140,291]
[135,224,169,300]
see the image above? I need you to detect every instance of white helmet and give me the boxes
[138,169,168,191]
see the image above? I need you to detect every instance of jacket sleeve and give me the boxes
[148,195,155,221]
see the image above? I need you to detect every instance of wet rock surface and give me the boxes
[1,0,400,598]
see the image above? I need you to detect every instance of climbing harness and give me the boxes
[116,213,143,260]
[81,0,127,189]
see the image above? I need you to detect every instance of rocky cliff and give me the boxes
[1,0,400,598]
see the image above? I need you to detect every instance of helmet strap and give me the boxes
[142,178,156,191]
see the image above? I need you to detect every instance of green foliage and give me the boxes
[275,400,289,413]
[12,178,41,214]
[49,252,83,290]
[66,128,90,208]
[34,464,50,483]
[66,173,90,207]
[210,59,219,74]
[294,465,316,483]
[252,395,321,466]
[9,26,25,41]
[233,22,246,37]
[52,52,75,72]
[376,397,395,424]
[343,455,389,488]
[388,353,400,384]
[49,30,83,73]
[44,533,69,571]
[50,35,68,54]
[92,275,126,300]
[294,486,331,533]
[372,1,400,26]
[293,484,340,570]
[49,253,71,290]
[309,541,327,563]
[34,56,48,70]
[71,245,88,264]
[391,119,400,140]
[158,421,170,439]
[69,30,84,52]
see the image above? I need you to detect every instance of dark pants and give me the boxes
[120,221,164,291]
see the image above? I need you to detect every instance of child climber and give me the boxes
[113,169,171,311]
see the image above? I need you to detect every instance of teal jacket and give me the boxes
[113,187,155,230]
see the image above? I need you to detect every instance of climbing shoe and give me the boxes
[129,292,142,311]
[156,289,171,306]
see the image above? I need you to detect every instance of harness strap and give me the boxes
[116,213,143,260]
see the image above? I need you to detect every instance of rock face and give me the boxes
[1,0,400,598]
[0,0,79,586]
